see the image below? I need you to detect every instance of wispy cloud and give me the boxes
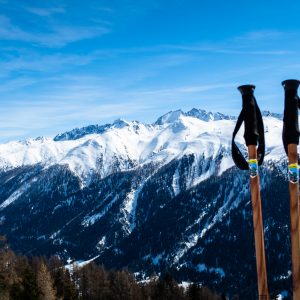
[0,128,28,140]
[26,6,65,17]
[77,41,292,57]
[0,77,37,92]
[234,30,284,42]
[0,52,98,78]
[0,78,236,137]
[0,52,196,95]
[131,83,236,97]
[143,30,292,56]
[0,96,153,142]
[0,15,110,47]
[213,49,293,55]
[0,27,293,81]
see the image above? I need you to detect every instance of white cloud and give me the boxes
[235,30,284,42]
[131,83,236,97]
[0,52,98,78]
[0,77,37,92]
[0,15,110,47]
[26,6,65,17]
[0,128,28,139]
[0,97,152,141]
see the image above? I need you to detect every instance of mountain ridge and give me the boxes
[0,108,284,186]
[53,108,282,142]
[0,107,290,298]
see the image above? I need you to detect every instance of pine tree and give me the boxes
[48,256,77,300]
[0,241,228,300]
[0,237,18,300]
[108,269,142,300]
[186,283,201,300]
[62,269,78,300]
[76,262,110,300]
[10,255,29,300]
[151,272,185,300]
[36,262,57,300]
[20,265,40,300]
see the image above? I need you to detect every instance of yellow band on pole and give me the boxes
[248,159,258,178]
[288,163,299,184]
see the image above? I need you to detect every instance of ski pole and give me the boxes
[282,79,300,299]
[232,85,269,300]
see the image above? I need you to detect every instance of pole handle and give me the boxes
[232,85,265,170]
[282,79,300,157]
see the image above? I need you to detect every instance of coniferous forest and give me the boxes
[0,237,225,300]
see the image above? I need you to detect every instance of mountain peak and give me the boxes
[261,110,282,119]
[53,118,142,142]
[154,108,235,125]
[155,110,184,125]
[19,136,49,145]
[53,108,281,142]
[53,123,111,141]
[186,108,235,121]
[112,118,130,128]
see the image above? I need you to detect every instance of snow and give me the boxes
[0,179,35,209]
[65,255,100,272]
[277,291,289,299]
[98,236,106,246]
[173,211,207,264]
[155,109,184,125]
[179,281,192,289]
[0,110,287,227]
[172,166,181,196]
[0,109,290,291]
[200,185,240,239]
[0,110,287,187]
[218,156,234,176]
[82,195,119,227]
[96,236,107,251]
[50,229,61,240]
[121,179,150,233]
[274,270,292,281]
[0,189,24,210]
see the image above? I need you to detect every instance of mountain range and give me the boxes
[0,108,291,298]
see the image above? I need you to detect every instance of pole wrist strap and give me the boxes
[232,101,265,170]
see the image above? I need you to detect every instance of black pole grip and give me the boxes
[238,85,259,146]
[282,79,300,149]
[232,84,265,170]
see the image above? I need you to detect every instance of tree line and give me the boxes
[0,237,225,300]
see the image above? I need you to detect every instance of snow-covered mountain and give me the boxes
[0,108,283,184]
[0,108,292,298]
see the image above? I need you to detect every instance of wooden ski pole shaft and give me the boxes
[282,79,300,299]
[234,84,269,299]
[248,146,269,300]
[288,144,300,299]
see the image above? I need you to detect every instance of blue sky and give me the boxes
[0,0,300,141]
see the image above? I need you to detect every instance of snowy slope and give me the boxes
[0,108,292,298]
[0,109,285,185]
